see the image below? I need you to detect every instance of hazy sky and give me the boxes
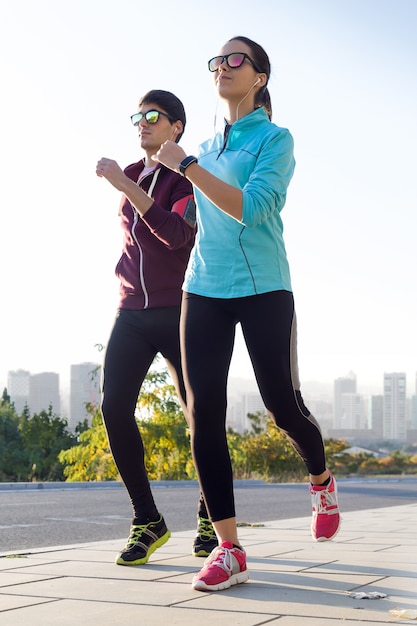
[1,0,416,395]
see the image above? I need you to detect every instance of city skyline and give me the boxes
[6,364,416,442]
[1,337,416,397]
[1,1,416,395]
[5,361,416,402]
[6,363,101,430]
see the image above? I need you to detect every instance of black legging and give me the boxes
[180,290,326,522]
[101,307,206,521]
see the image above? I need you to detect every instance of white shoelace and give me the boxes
[206,546,234,574]
[311,488,338,513]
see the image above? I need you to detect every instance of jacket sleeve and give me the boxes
[241,129,295,228]
[140,175,196,250]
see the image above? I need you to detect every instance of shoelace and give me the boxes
[126,523,151,546]
[312,489,338,513]
[198,517,215,539]
[206,546,233,574]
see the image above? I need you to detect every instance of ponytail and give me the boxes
[256,86,272,120]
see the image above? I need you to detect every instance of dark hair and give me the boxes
[139,89,186,142]
[228,36,272,120]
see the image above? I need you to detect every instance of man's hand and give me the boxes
[96,158,127,191]
[96,156,154,216]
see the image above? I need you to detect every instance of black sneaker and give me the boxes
[192,516,218,557]
[116,515,170,566]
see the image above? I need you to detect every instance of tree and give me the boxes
[1,387,11,406]
[59,404,118,481]
[59,370,196,482]
[0,398,25,480]
[18,406,77,481]
[228,412,307,482]
[358,450,417,476]
[227,414,351,482]
[137,373,195,480]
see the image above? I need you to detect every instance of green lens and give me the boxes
[131,113,142,126]
[145,111,160,124]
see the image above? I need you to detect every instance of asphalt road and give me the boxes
[1,478,416,553]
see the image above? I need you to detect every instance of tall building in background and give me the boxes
[69,362,101,430]
[411,395,417,430]
[29,372,60,415]
[369,395,384,438]
[7,369,30,414]
[226,391,266,434]
[333,372,357,428]
[339,392,366,429]
[383,372,406,441]
[409,371,417,431]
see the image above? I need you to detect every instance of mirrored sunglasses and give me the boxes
[130,109,172,126]
[208,52,261,73]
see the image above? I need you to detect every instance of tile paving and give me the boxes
[0,503,416,625]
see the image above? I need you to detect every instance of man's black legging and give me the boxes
[180,289,326,523]
[101,306,206,522]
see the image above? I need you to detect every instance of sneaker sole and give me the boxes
[116,529,171,566]
[192,570,249,592]
[192,543,218,557]
[192,548,212,557]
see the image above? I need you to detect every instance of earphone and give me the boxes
[236,77,264,120]
[170,126,181,141]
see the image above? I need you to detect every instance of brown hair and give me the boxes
[139,90,186,142]
[228,36,272,120]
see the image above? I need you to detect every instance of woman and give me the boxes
[96,90,217,567]
[154,39,340,592]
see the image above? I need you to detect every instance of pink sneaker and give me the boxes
[310,472,341,542]
[192,541,249,591]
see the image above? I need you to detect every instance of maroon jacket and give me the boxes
[116,160,196,310]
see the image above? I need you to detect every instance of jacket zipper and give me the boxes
[130,168,161,309]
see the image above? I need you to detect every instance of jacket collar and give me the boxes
[225,107,269,132]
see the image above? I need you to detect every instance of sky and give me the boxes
[1,0,416,397]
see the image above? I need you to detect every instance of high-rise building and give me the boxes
[411,372,417,430]
[383,372,406,441]
[411,395,417,430]
[226,391,266,433]
[303,397,333,437]
[29,372,60,415]
[333,372,356,428]
[69,362,101,430]
[369,395,384,438]
[339,392,366,429]
[7,369,30,414]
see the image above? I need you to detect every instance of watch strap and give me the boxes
[179,155,198,176]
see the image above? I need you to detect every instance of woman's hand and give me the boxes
[155,140,243,220]
[152,140,186,173]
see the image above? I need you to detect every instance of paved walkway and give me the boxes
[1,504,416,625]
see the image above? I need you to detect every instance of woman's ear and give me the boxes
[257,73,267,88]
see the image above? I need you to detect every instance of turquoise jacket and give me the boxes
[183,107,296,298]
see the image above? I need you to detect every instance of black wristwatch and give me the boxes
[179,155,198,177]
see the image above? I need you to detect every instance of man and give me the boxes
[96,90,217,565]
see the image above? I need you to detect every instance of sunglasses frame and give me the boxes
[130,109,173,126]
[208,52,262,73]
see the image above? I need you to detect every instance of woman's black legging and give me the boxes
[180,290,326,523]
